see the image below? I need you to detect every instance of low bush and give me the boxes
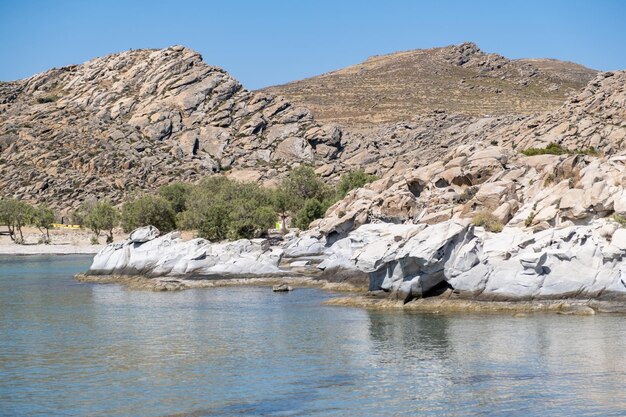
[611,213,626,227]
[36,95,58,104]
[521,142,598,157]
[121,195,176,233]
[524,211,536,227]
[471,211,503,233]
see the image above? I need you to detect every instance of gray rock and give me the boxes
[272,283,292,292]
[129,226,160,243]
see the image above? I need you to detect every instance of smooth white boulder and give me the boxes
[88,232,284,277]
[129,225,160,243]
[87,220,626,303]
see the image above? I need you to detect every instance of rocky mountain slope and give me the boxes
[0,46,341,212]
[321,69,626,180]
[0,44,618,216]
[316,70,626,236]
[83,68,626,307]
[262,42,597,124]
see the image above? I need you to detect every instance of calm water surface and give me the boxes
[0,255,625,416]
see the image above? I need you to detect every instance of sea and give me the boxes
[1,255,624,416]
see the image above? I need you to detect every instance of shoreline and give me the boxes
[75,273,368,293]
[0,245,103,256]
[74,273,626,314]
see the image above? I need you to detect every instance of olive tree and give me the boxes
[121,195,176,233]
[0,198,33,244]
[83,201,119,243]
[33,205,55,242]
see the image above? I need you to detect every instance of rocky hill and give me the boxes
[262,42,597,124]
[0,46,341,212]
[315,70,626,238]
[0,44,618,215]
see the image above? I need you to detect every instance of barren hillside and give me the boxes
[262,42,597,124]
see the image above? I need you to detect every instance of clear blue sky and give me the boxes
[1,0,625,89]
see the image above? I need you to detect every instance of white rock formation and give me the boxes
[89,227,284,277]
[88,220,626,304]
[291,219,626,302]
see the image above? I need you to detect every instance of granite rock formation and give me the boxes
[0,46,341,212]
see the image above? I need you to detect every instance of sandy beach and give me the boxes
[0,227,198,255]
[0,226,125,255]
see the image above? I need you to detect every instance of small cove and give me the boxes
[1,255,625,417]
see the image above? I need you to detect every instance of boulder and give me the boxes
[273,136,314,161]
[272,283,293,292]
[129,226,160,243]
[611,228,626,250]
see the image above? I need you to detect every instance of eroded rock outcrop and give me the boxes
[0,46,341,212]
[313,219,626,302]
[87,218,626,305]
[89,227,284,277]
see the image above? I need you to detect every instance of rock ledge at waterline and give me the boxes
[84,222,626,306]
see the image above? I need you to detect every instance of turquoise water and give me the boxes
[0,255,625,417]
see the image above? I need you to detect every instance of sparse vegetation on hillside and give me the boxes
[471,211,503,233]
[262,43,597,123]
[521,142,598,157]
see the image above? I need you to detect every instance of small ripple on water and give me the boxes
[1,256,625,417]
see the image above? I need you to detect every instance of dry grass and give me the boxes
[262,44,596,124]
[471,211,503,233]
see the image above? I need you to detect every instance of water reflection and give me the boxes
[365,311,626,416]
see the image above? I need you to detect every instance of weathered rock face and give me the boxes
[88,220,626,304]
[1,44,621,217]
[75,45,625,308]
[281,218,625,303]
[89,226,284,277]
[319,219,626,302]
[0,46,340,212]
[497,71,626,154]
[316,70,626,238]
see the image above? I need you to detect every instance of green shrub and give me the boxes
[118,166,378,240]
[521,142,599,157]
[36,95,58,104]
[158,182,192,213]
[293,199,325,230]
[83,201,119,242]
[177,176,276,241]
[335,169,378,199]
[611,213,626,227]
[524,211,536,227]
[121,195,176,233]
[282,165,329,208]
[471,211,503,233]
